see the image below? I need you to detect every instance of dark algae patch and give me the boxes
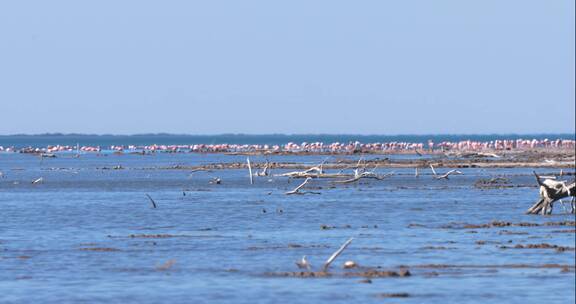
[265,268,411,278]
[499,243,576,252]
[376,292,411,298]
[79,247,121,252]
[442,221,576,229]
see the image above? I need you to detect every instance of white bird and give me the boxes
[296,255,312,270]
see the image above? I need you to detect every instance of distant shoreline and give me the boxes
[1,133,574,137]
[1,136,575,156]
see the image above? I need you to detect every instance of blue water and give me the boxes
[0,151,574,303]
[1,133,574,148]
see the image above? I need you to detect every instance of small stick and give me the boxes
[430,164,437,177]
[333,172,394,184]
[285,177,312,195]
[533,171,543,186]
[434,170,463,180]
[32,177,44,184]
[247,157,254,185]
[356,157,363,168]
[322,238,353,272]
[145,194,157,208]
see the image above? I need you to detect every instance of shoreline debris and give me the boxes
[526,171,575,215]
[430,164,462,179]
[285,177,313,195]
[322,237,354,272]
[247,157,254,185]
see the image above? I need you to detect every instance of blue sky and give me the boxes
[0,0,574,135]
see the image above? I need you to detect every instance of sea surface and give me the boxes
[0,139,575,303]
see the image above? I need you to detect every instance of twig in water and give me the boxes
[333,172,394,184]
[247,157,254,185]
[429,164,462,180]
[434,170,463,180]
[285,177,312,195]
[429,164,437,177]
[32,177,44,184]
[322,238,353,272]
[145,194,157,209]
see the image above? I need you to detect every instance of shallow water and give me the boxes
[1,153,574,303]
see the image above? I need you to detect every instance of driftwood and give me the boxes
[434,169,463,180]
[333,170,394,184]
[430,164,462,179]
[276,159,328,178]
[526,171,575,215]
[285,177,313,195]
[331,159,393,184]
[430,164,438,176]
[247,157,254,185]
[276,169,319,178]
[277,172,352,179]
[322,238,353,272]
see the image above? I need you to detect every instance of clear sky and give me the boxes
[0,0,574,135]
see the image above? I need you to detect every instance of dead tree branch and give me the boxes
[434,169,463,180]
[247,157,254,185]
[285,177,313,195]
[526,171,575,215]
[322,238,353,272]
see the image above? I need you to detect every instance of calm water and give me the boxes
[1,152,574,303]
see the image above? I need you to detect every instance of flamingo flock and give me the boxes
[0,138,574,154]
